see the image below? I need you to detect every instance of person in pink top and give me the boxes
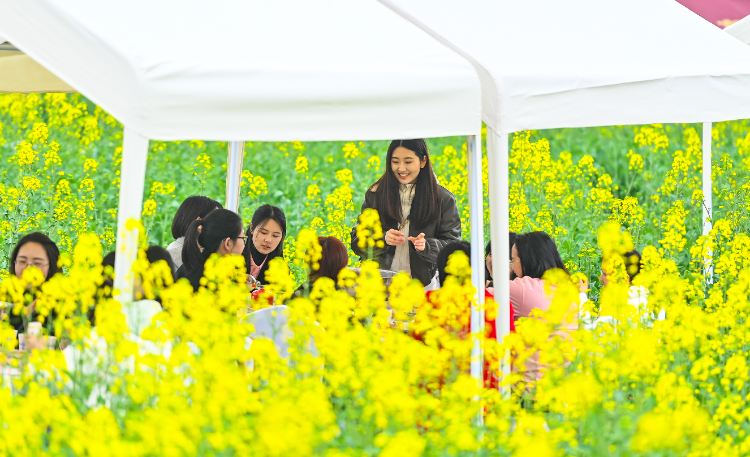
[509,232,579,384]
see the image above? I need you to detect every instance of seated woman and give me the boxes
[177,209,246,292]
[509,231,579,383]
[484,232,517,288]
[99,246,176,335]
[412,241,514,390]
[242,205,287,284]
[593,249,664,327]
[167,196,222,269]
[6,232,60,333]
[295,236,349,297]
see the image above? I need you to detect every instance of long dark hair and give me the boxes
[485,232,518,282]
[514,231,569,279]
[313,236,348,282]
[368,139,440,229]
[101,246,177,298]
[10,232,60,280]
[171,196,223,239]
[243,204,287,259]
[624,249,641,281]
[182,209,243,273]
[437,241,471,285]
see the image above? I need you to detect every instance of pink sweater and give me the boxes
[509,276,578,383]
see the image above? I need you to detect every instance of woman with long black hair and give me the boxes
[177,209,246,291]
[167,195,223,269]
[242,205,287,284]
[351,139,460,286]
[509,231,578,384]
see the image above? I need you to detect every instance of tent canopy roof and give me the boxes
[0,0,480,141]
[381,0,750,134]
[726,15,750,45]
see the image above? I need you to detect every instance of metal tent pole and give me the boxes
[226,141,245,213]
[113,127,149,304]
[487,128,511,397]
[703,122,713,280]
[467,134,486,399]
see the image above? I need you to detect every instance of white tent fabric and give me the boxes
[381,0,750,389]
[380,0,750,135]
[726,14,750,44]
[0,0,483,323]
[0,0,480,142]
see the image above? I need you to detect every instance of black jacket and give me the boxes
[242,249,283,285]
[351,185,461,286]
[176,263,203,292]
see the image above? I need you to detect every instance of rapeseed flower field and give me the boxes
[1,93,750,455]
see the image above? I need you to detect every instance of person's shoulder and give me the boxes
[167,237,184,251]
[437,185,457,201]
[369,183,379,192]
[511,276,544,289]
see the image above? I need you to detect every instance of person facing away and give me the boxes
[350,139,461,287]
[295,236,349,297]
[167,195,223,269]
[509,231,579,383]
[412,241,514,389]
[99,246,176,335]
[6,232,60,333]
[592,249,664,327]
[242,204,287,285]
[177,209,246,292]
[484,232,517,289]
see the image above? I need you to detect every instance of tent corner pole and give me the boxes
[487,128,510,398]
[466,133,486,416]
[702,122,713,279]
[113,127,149,305]
[226,141,245,213]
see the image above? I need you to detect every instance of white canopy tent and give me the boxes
[380,0,750,381]
[727,15,750,44]
[0,0,484,311]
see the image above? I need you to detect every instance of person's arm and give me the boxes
[413,190,461,264]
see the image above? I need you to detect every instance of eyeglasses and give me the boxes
[16,260,48,269]
[509,260,519,269]
[236,235,249,243]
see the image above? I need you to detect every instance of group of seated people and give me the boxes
[4,138,657,391]
[5,192,656,391]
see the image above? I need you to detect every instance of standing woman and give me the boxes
[351,139,460,287]
[242,205,287,284]
[177,209,246,292]
[6,232,60,332]
[167,196,223,269]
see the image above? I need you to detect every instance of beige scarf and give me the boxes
[390,183,415,275]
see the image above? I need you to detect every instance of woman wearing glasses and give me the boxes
[7,232,60,333]
[242,205,287,284]
[351,139,460,287]
[177,208,246,292]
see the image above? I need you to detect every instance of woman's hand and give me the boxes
[385,229,406,246]
[408,233,426,251]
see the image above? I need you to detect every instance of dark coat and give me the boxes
[351,185,461,286]
[176,263,203,292]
